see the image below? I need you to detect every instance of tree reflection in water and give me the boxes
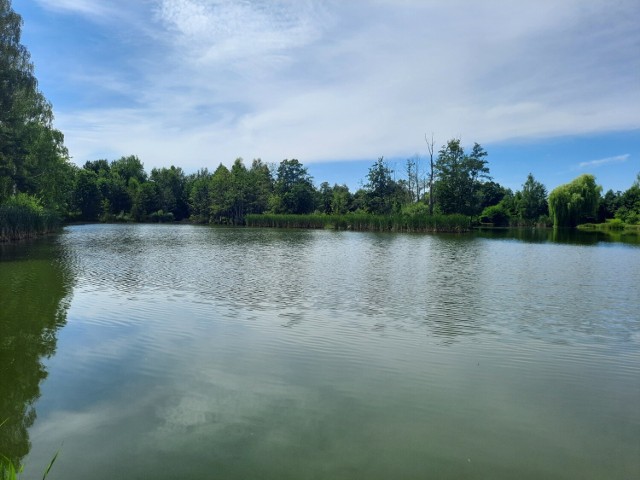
[0,238,73,468]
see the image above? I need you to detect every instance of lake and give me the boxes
[1,224,639,479]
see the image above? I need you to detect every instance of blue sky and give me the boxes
[18,0,640,193]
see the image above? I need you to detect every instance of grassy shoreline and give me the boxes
[0,204,61,243]
[9,211,637,240]
[245,213,472,233]
[577,219,640,234]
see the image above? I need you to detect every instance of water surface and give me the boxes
[2,224,639,479]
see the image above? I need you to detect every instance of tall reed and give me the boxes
[244,213,471,233]
[0,195,61,242]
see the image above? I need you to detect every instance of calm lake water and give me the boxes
[1,224,639,479]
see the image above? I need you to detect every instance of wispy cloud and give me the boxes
[26,0,640,172]
[34,0,119,19]
[156,0,328,67]
[578,154,630,169]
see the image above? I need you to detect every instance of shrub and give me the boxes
[480,204,510,227]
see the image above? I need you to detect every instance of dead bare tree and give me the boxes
[425,133,436,214]
[405,154,423,203]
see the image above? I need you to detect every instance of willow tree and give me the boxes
[548,174,601,228]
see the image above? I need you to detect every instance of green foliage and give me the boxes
[477,174,551,228]
[363,157,412,214]
[549,174,601,228]
[0,246,71,473]
[480,203,511,227]
[401,202,430,216]
[110,155,147,185]
[577,218,640,237]
[330,184,352,214]
[130,181,159,221]
[228,158,249,223]
[0,449,60,480]
[605,218,625,230]
[0,193,60,241]
[272,159,316,214]
[315,181,356,215]
[246,158,273,215]
[187,168,211,223]
[517,173,548,222]
[0,453,21,480]
[536,214,552,228]
[478,181,509,211]
[610,173,640,224]
[0,0,71,210]
[0,451,59,480]
[317,181,333,214]
[598,189,622,221]
[2,192,44,213]
[434,139,490,216]
[209,163,233,223]
[364,157,395,214]
[150,165,188,220]
[70,169,101,221]
[195,158,274,224]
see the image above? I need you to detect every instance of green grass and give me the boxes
[245,213,471,233]
[0,453,58,480]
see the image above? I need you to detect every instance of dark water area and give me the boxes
[1,224,639,479]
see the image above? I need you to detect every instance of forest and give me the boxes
[1,0,639,241]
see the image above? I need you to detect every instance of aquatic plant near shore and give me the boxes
[0,419,59,480]
[244,213,471,233]
[0,194,61,242]
[0,452,58,480]
[578,219,640,234]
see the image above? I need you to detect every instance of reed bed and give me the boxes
[245,213,471,233]
[0,204,61,242]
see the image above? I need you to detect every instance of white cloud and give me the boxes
[37,0,640,170]
[156,0,328,67]
[578,154,630,169]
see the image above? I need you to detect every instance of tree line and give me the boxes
[1,0,639,239]
[58,145,640,230]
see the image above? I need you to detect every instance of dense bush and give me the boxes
[480,204,510,227]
